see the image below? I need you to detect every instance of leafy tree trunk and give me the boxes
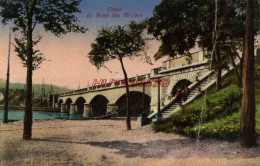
[119,58,131,130]
[240,0,257,148]
[23,3,34,140]
[215,47,222,90]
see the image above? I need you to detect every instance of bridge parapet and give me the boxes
[59,73,151,97]
[159,61,208,75]
[151,67,162,77]
[161,51,205,71]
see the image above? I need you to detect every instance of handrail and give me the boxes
[59,73,151,96]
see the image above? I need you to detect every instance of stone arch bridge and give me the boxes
[57,51,209,118]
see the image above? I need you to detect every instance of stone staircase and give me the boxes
[161,72,216,118]
[149,60,239,121]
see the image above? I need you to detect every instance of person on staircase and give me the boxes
[175,89,183,107]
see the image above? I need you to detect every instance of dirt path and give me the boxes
[0,120,259,166]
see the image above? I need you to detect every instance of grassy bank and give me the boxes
[153,59,260,140]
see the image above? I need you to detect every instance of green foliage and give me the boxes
[89,22,146,69]
[0,89,25,106]
[147,0,201,59]
[7,89,25,106]
[89,22,148,130]
[153,60,260,140]
[153,84,242,139]
[0,0,87,35]
[0,81,70,99]
[0,0,87,69]
[255,56,260,95]
[14,35,45,70]
[147,0,260,60]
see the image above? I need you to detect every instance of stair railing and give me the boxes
[148,69,215,119]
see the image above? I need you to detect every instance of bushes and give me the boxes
[153,58,260,140]
[153,84,243,140]
[193,115,240,139]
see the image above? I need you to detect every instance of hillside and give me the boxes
[0,79,71,97]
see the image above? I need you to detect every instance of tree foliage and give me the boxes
[148,0,259,60]
[89,23,146,68]
[148,0,260,90]
[14,35,45,70]
[89,22,146,130]
[0,0,86,35]
[147,0,201,60]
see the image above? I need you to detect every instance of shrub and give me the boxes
[153,59,260,140]
[165,84,241,126]
[153,84,243,140]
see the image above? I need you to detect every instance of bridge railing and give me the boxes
[59,73,151,97]
[151,67,162,76]
[161,51,205,71]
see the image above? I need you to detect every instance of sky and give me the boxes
[0,0,168,90]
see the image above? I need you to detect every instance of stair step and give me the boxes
[162,113,171,116]
[190,93,199,95]
[167,108,177,111]
[164,111,174,113]
[168,106,178,108]
[168,107,178,109]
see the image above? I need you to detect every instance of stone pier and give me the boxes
[83,104,92,118]
[61,104,68,113]
[70,104,77,115]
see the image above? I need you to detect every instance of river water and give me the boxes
[0,110,83,121]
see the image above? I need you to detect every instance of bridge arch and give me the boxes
[65,98,73,113]
[90,95,109,116]
[170,79,192,96]
[75,97,86,115]
[58,99,63,108]
[115,91,151,117]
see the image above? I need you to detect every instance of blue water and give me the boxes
[0,110,83,121]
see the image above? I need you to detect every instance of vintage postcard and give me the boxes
[0,0,260,165]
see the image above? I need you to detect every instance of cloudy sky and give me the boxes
[0,0,171,89]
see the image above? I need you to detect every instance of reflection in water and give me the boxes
[0,110,83,121]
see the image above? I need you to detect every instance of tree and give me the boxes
[147,0,259,90]
[148,0,259,147]
[0,0,87,140]
[147,0,200,60]
[89,22,146,130]
[147,0,226,89]
[240,0,257,147]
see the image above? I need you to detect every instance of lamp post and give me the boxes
[3,32,11,123]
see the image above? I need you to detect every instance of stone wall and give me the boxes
[162,51,205,70]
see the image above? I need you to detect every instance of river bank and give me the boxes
[0,105,60,112]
